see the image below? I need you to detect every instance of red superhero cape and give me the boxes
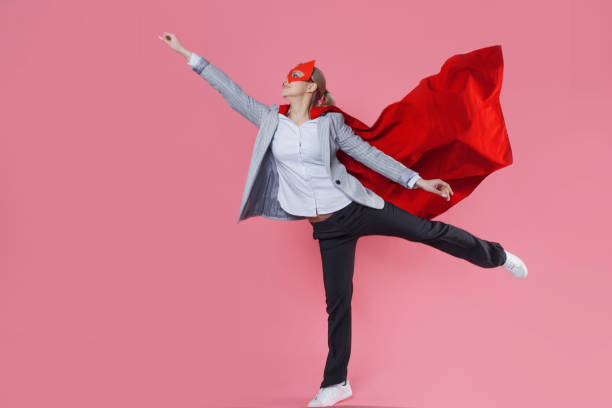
[278,45,512,220]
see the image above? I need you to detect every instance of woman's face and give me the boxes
[281,74,316,98]
[282,60,317,100]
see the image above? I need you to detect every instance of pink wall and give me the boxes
[1,0,610,407]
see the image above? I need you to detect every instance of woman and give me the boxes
[159,33,528,407]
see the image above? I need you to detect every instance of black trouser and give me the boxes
[310,200,507,388]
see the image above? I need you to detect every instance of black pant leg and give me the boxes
[346,200,506,268]
[311,218,358,388]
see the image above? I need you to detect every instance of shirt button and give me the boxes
[335,180,341,184]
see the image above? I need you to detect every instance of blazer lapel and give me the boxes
[318,114,332,175]
[261,105,279,147]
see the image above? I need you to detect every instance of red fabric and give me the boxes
[278,45,512,220]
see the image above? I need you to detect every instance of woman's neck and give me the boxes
[288,100,312,120]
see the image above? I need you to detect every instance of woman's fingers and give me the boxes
[423,179,452,201]
[437,181,450,201]
[437,183,447,197]
[158,32,182,52]
[159,32,174,42]
[438,180,453,199]
[423,179,451,201]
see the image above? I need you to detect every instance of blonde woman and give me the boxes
[160,33,527,407]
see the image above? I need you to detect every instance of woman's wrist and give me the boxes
[179,47,191,60]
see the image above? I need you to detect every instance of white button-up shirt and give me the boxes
[271,113,353,216]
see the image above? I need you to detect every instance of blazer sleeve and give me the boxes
[188,53,271,128]
[331,113,421,189]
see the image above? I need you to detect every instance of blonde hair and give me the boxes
[307,65,335,109]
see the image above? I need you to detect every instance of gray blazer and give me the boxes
[190,55,421,223]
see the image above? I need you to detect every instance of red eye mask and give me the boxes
[286,60,315,83]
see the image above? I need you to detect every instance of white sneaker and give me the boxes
[307,379,352,407]
[503,249,528,279]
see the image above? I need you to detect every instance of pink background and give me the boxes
[2,0,611,407]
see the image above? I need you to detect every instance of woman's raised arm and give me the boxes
[159,32,271,128]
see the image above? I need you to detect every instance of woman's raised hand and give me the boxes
[415,178,454,201]
[158,32,185,53]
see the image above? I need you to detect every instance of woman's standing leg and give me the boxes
[342,200,507,268]
[311,210,359,388]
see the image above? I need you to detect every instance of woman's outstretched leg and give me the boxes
[346,200,507,268]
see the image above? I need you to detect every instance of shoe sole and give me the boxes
[334,393,353,406]
[308,390,353,407]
